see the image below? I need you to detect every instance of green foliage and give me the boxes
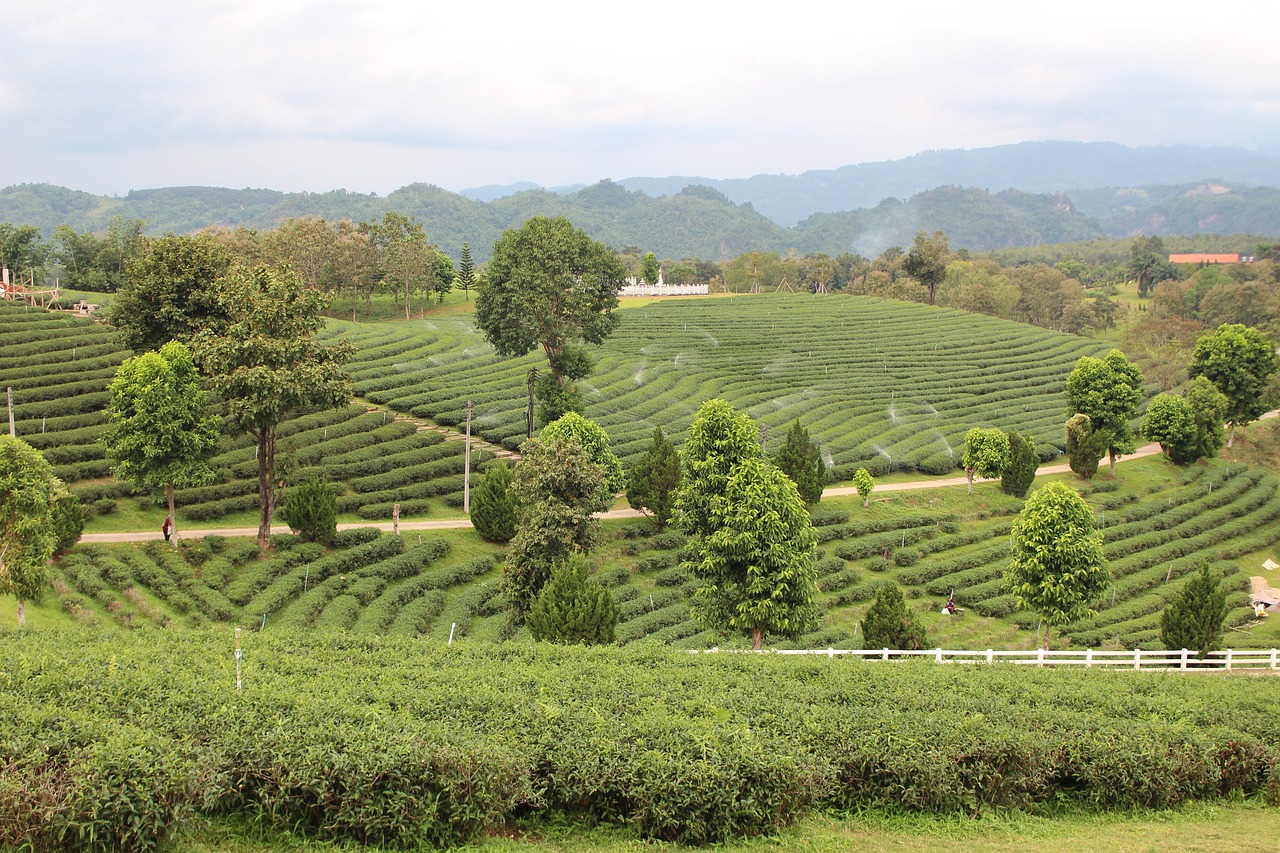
[1189,323,1279,441]
[277,476,338,545]
[503,436,615,620]
[1065,413,1109,480]
[861,582,929,650]
[641,251,661,286]
[1005,482,1109,645]
[677,401,820,649]
[853,467,875,507]
[49,480,85,555]
[0,436,59,624]
[962,427,1010,493]
[626,426,682,529]
[474,215,626,382]
[1160,564,1229,657]
[103,340,221,536]
[528,553,618,645]
[1184,375,1229,462]
[457,241,476,299]
[1142,393,1199,464]
[193,264,354,545]
[902,230,951,304]
[772,419,827,505]
[1065,349,1144,474]
[1001,430,1039,497]
[469,462,517,543]
[110,234,233,352]
[539,412,625,493]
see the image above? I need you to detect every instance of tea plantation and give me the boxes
[330,293,1114,476]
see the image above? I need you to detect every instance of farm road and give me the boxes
[76,442,1171,544]
[80,410,1276,544]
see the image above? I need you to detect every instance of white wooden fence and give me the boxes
[699,647,1280,671]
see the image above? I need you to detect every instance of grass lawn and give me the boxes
[175,802,1280,852]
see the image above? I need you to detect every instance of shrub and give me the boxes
[276,476,338,546]
[470,461,517,543]
[1160,564,1229,657]
[861,583,928,650]
[528,554,618,645]
[1001,430,1039,497]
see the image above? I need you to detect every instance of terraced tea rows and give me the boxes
[330,294,1112,476]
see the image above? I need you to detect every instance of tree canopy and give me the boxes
[1004,481,1109,648]
[1065,349,1144,476]
[772,419,827,505]
[1188,323,1278,446]
[0,437,61,626]
[961,427,1009,494]
[675,400,819,650]
[626,427,682,529]
[539,412,625,494]
[110,234,234,352]
[475,216,627,375]
[902,230,951,305]
[103,340,222,544]
[1159,565,1228,658]
[192,264,354,547]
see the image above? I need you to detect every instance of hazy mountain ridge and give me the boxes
[5,143,1280,261]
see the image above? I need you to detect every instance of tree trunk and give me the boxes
[16,598,25,628]
[1227,421,1237,448]
[966,469,975,494]
[404,281,411,320]
[167,482,179,546]
[751,629,763,651]
[1109,449,1117,477]
[256,428,276,549]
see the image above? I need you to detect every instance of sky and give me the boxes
[4,1,1280,198]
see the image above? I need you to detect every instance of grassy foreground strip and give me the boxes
[180,802,1280,852]
[3,631,1278,851]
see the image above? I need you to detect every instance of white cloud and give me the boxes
[2,0,1278,195]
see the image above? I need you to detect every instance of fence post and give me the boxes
[1037,648,1045,666]
[1180,649,1189,672]
[1226,649,1234,671]
[828,647,835,658]
[882,648,889,661]
[1133,649,1141,670]
[986,649,993,664]
[1086,648,1093,668]
[935,647,943,663]
[1271,649,1277,670]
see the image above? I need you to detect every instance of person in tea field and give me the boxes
[162,515,172,542]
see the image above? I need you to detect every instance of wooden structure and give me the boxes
[1,267,59,308]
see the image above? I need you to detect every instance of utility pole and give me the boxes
[758,423,768,452]
[463,400,472,513]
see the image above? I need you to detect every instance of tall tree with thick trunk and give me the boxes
[1065,349,1144,476]
[1189,323,1278,447]
[903,230,951,305]
[193,265,353,547]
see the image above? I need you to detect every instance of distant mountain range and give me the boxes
[4,142,1280,261]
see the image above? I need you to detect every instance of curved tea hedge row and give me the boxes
[2,631,1278,851]
[327,294,1110,476]
[0,304,489,523]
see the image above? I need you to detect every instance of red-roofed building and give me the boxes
[1169,253,1240,265]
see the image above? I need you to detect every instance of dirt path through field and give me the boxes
[80,411,1278,543]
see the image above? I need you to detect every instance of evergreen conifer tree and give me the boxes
[1159,564,1228,658]
[277,476,338,545]
[457,242,475,301]
[772,419,827,505]
[861,583,928,650]
[626,427,682,529]
[470,462,517,543]
[528,553,618,645]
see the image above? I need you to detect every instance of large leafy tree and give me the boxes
[502,435,614,621]
[961,427,1009,494]
[1065,349,1144,476]
[0,437,60,627]
[193,265,354,548]
[103,341,222,545]
[902,230,951,305]
[0,224,51,286]
[626,426,682,529]
[1184,375,1230,461]
[1189,323,1279,447]
[772,419,827,505]
[53,216,146,293]
[1159,564,1228,658]
[362,213,439,320]
[110,234,234,352]
[1140,393,1198,464]
[675,400,820,650]
[1004,481,1109,649]
[1064,413,1109,480]
[475,216,627,423]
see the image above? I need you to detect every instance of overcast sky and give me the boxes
[4,1,1279,197]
